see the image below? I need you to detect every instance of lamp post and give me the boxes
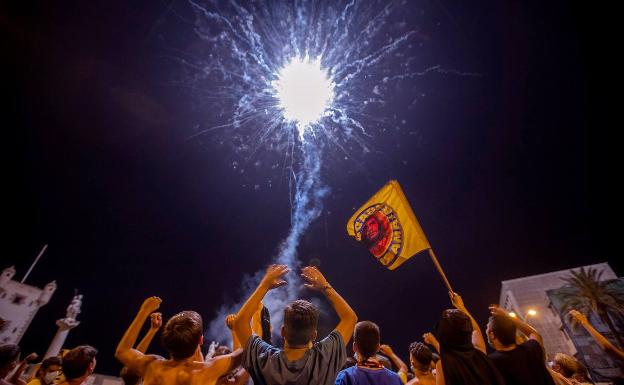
[524,309,537,321]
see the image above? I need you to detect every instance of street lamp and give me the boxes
[524,308,538,322]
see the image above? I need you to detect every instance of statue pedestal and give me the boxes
[43,318,80,359]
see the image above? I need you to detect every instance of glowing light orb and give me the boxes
[273,58,334,132]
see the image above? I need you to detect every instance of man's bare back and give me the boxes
[406,373,436,385]
[141,355,237,385]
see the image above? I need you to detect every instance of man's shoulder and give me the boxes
[382,368,403,380]
[520,339,545,355]
[488,347,517,362]
[316,330,343,346]
[143,360,221,384]
[489,341,545,364]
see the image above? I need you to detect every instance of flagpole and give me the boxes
[428,248,454,293]
[21,244,48,283]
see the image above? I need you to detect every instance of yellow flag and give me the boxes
[346,180,431,270]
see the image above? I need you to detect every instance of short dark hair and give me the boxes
[435,309,474,349]
[283,300,319,346]
[443,309,472,332]
[40,356,62,370]
[161,311,203,359]
[119,366,141,385]
[353,321,380,361]
[409,342,432,371]
[62,345,97,380]
[489,315,517,346]
[0,343,20,371]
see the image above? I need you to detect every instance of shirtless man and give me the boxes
[115,297,241,385]
[406,342,435,385]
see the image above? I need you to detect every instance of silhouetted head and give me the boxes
[435,309,473,350]
[486,315,517,348]
[162,311,204,360]
[281,300,319,346]
[353,321,380,362]
[62,345,97,380]
[409,342,433,372]
[37,356,62,385]
[119,366,141,385]
[552,353,581,378]
[0,344,20,377]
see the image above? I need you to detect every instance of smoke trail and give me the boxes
[205,136,326,346]
[264,137,328,334]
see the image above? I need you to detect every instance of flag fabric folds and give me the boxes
[346,180,431,270]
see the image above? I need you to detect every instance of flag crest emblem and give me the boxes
[347,180,431,270]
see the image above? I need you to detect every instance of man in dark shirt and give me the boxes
[233,265,358,385]
[486,306,556,385]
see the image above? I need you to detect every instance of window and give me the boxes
[11,294,25,305]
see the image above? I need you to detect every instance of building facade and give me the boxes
[499,262,622,381]
[0,266,56,344]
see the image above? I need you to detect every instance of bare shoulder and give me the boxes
[142,359,213,385]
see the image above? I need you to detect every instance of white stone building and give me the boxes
[499,262,617,358]
[499,262,622,382]
[0,266,56,344]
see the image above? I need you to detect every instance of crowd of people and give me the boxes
[2,265,623,385]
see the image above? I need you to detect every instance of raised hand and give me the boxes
[23,352,38,362]
[260,264,289,289]
[301,266,331,291]
[449,291,466,312]
[225,314,237,330]
[141,296,162,313]
[489,305,510,318]
[423,332,440,353]
[379,344,394,356]
[569,309,589,325]
[150,312,162,329]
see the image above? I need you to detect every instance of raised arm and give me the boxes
[233,264,289,347]
[115,296,161,374]
[423,333,440,354]
[206,348,244,379]
[225,314,241,350]
[135,312,162,353]
[379,344,408,378]
[490,306,544,346]
[300,266,357,345]
[8,353,37,385]
[450,292,486,353]
[570,310,624,361]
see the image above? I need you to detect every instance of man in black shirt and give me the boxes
[486,306,556,385]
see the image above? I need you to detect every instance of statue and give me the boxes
[65,293,83,321]
[44,293,83,359]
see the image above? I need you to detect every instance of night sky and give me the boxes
[2,0,617,376]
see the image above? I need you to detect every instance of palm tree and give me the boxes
[560,267,624,349]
